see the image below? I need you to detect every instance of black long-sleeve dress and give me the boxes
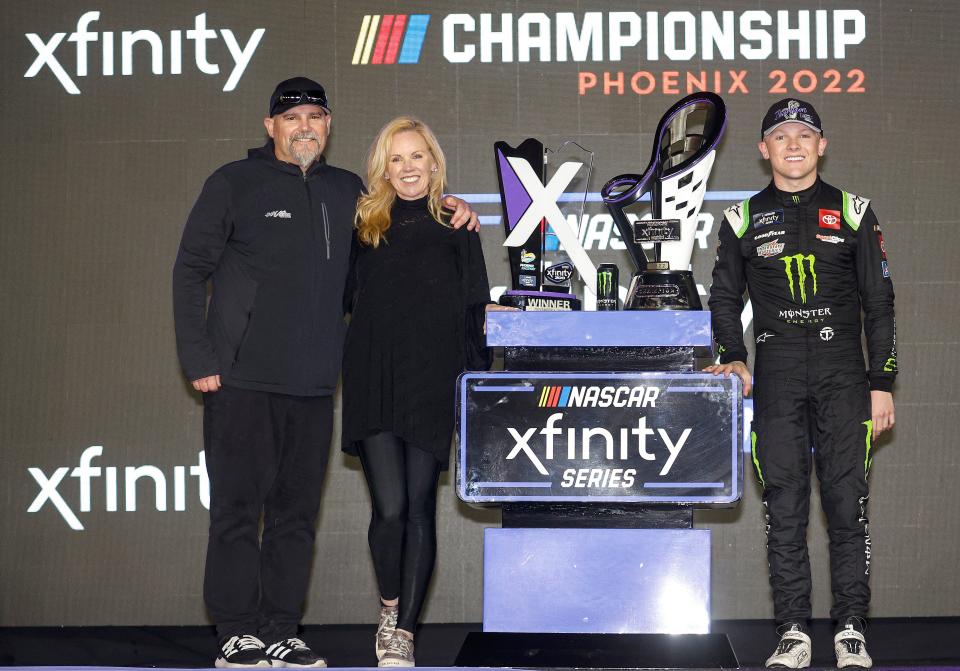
[341,195,492,469]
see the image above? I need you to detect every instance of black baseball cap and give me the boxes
[761,98,823,137]
[269,77,330,117]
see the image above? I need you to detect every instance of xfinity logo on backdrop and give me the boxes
[24,11,265,94]
[27,446,210,530]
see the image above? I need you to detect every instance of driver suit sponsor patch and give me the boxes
[819,209,842,229]
[752,210,784,228]
[756,239,785,258]
[779,306,832,324]
[816,234,845,244]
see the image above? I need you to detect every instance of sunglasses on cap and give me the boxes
[276,90,329,109]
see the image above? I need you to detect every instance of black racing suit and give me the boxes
[709,178,897,624]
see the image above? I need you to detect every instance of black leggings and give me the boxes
[358,431,441,633]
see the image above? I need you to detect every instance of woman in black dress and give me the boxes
[341,117,501,667]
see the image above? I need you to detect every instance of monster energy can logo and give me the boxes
[781,253,817,303]
[596,263,619,311]
[598,271,614,295]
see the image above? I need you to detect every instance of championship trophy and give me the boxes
[601,92,727,310]
[495,138,597,311]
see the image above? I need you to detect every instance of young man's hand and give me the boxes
[871,390,895,437]
[704,360,752,397]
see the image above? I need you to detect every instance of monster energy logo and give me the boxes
[781,253,817,303]
[598,270,615,297]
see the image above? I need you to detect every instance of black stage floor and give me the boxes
[2,618,959,668]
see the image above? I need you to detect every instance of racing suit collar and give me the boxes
[772,177,822,207]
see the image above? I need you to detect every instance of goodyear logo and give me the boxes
[538,385,659,408]
[352,14,430,64]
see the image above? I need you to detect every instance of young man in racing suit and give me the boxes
[706,99,897,669]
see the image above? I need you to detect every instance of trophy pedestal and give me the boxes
[498,289,581,311]
[624,269,703,310]
[456,312,742,668]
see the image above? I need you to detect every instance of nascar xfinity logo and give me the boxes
[352,14,430,64]
[538,385,660,408]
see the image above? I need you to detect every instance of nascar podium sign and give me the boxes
[457,372,742,505]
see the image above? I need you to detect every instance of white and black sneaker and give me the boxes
[265,638,328,668]
[835,622,873,669]
[765,624,812,668]
[215,634,271,668]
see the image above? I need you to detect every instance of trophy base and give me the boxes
[624,270,702,310]
[499,290,581,311]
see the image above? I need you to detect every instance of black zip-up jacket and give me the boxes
[173,141,364,396]
[709,178,897,392]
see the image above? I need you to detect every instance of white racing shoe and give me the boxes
[835,623,873,668]
[765,625,812,668]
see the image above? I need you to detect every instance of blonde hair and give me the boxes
[356,116,448,247]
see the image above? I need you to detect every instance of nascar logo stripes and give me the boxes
[539,385,572,408]
[352,15,430,65]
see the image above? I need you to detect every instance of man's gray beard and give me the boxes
[289,134,321,170]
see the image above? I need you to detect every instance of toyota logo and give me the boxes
[821,214,839,226]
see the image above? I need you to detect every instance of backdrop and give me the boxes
[2,0,957,626]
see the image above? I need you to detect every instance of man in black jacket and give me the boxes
[172,77,478,668]
[706,99,896,670]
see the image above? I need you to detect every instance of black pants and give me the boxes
[358,432,441,633]
[202,385,333,642]
[752,342,873,625]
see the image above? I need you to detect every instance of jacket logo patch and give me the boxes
[754,229,785,240]
[756,239,785,258]
[752,209,784,228]
[818,209,841,229]
[851,194,866,214]
[264,210,292,219]
[816,234,844,244]
[877,232,887,259]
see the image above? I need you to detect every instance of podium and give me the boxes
[455,311,742,669]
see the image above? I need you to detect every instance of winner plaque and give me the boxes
[601,93,727,310]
